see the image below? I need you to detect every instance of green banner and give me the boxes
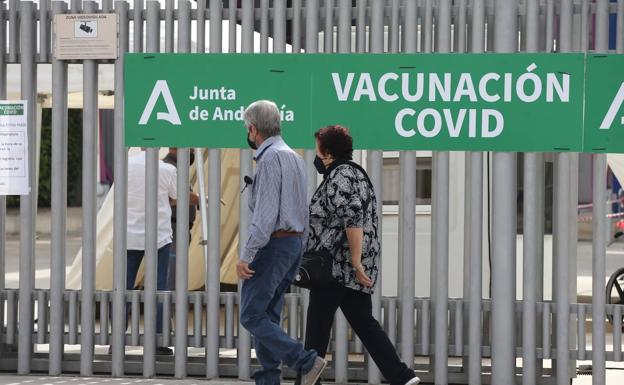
[0,104,25,116]
[124,53,624,153]
[584,55,624,152]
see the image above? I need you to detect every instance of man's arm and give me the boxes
[241,155,281,263]
[170,191,199,206]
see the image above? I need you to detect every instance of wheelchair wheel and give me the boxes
[606,267,624,329]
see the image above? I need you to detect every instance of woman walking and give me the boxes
[303,125,420,385]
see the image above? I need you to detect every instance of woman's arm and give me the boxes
[345,227,363,267]
[346,227,373,287]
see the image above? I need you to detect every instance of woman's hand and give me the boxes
[355,268,373,287]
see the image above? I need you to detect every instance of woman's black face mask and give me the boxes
[314,155,327,175]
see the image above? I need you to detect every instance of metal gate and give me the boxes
[0,1,623,385]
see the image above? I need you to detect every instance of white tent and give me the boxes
[608,154,624,190]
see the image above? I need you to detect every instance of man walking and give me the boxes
[238,100,326,385]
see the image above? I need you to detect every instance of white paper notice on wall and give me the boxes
[0,100,29,195]
[54,13,118,60]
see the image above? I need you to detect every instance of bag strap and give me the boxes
[344,161,374,192]
[320,160,376,255]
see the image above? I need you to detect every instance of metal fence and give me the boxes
[0,1,623,384]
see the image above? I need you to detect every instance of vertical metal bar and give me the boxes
[18,1,36,374]
[226,295,235,347]
[193,293,202,347]
[324,0,334,53]
[206,0,222,378]
[593,2,609,383]
[174,0,192,378]
[335,310,348,383]
[389,0,400,53]
[238,0,254,379]
[304,0,320,195]
[228,0,236,53]
[337,0,350,53]
[522,0,542,384]
[542,303,551,359]
[112,0,130,377]
[545,0,554,52]
[302,0,319,340]
[399,0,406,53]
[577,305,585,360]
[133,0,144,53]
[197,0,206,53]
[131,291,140,346]
[49,0,68,375]
[400,0,417,371]
[618,21,624,364]
[356,0,366,53]
[491,2,518,384]
[162,293,170,348]
[430,157,450,383]
[333,2,350,380]
[466,145,484,385]
[69,291,78,345]
[102,0,113,12]
[614,305,622,361]
[205,139,221,378]
[423,0,433,53]
[485,9,494,52]
[571,2,581,52]
[554,3,574,384]
[387,298,397,346]
[274,0,286,52]
[237,0,254,380]
[456,0,467,53]
[39,0,50,62]
[606,0,623,366]
[71,0,81,12]
[8,0,18,63]
[466,3,485,382]
[618,0,624,53]
[288,295,299,340]
[292,0,302,53]
[524,149,545,384]
[7,291,16,344]
[454,301,463,356]
[0,0,6,342]
[431,1,451,384]
[143,1,161,376]
[368,1,384,383]
[80,1,99,375]
[525,0,539,51]
[165,0,174,53]
[581,0,590,53]
[421,300,430,356]
[260,0,269,52]
[101,292,110,346]
[37,291,47,344]
[98,294,106,344]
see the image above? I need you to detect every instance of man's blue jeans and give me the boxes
[127,243,171,334]
[241,236,317,385]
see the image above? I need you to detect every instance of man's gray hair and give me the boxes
[243,100,281,137]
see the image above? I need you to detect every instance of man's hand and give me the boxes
[237,260,255,280]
